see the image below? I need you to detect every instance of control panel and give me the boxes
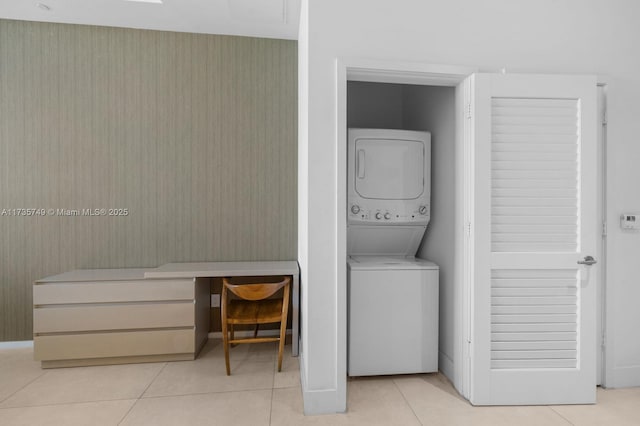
[348,202,430,225]
[621,213,640,231]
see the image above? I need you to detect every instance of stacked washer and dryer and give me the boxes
[347,128,439,376]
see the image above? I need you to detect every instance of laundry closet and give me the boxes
[346,81,457,380]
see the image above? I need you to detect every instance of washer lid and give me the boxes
[348,256,439,270]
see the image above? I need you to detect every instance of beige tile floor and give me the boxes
[1,339,639,425]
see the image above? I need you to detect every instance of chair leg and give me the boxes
[222,321,231,376]
[253,324,259,338]
[277,320,287,372]
[230,324,236,348]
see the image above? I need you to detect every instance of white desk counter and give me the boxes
[33,261,300,368]
[145,261,300,356]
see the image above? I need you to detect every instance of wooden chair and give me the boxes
[221,276,291,375]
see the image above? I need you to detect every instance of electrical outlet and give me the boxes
[210,294,220,308]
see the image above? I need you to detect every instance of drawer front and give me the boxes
[34,302,195,333]
[33,279,195,304]
[34,329,195,361]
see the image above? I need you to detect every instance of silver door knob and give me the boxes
[577,256,597,265]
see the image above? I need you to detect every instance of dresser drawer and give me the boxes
[33,279,195,305]
[34,329,195,361]
[34,302,195,333]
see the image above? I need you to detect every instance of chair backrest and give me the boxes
[222,276,290,301]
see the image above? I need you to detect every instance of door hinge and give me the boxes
[602,107,608,126]
[466,222,472,237]
[466,103,472,119]
[602,221,607,238]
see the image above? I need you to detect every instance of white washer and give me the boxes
[348,256,439,376]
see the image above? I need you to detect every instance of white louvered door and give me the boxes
[469,74,597,405]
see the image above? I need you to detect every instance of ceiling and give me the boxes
[0,0,300,40]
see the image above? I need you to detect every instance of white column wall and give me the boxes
[299,0,640,414]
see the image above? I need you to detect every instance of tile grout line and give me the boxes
[1,397,144,411]
[392,378,425,426]
[140,386,277,400]
[0,368,48,406]
[116,399,139,425]
[139,362,170,399]
[548,406,577,426]
[269,351,276,425]
[117,362,168,426]
[268,387,274,426]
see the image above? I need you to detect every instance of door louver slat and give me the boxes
[491,97,579,253]
[490,269,578,369]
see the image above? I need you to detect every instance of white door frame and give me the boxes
[335,59,608,405]
[597,82,608,387]
[336,58,475,401]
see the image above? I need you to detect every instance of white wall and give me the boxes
[404,86,457,381]
[296,0,310,409]
[299,0,640,413]
[347,81,404,129]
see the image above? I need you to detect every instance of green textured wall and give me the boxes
[0,19,297,341]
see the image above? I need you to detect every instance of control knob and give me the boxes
[351,205,360,214]
[419,205,428,215]
[384,212,391,220]
[375,212,383,220]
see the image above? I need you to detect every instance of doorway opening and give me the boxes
[336,60,608,408]
[336,61,474,404]
[346,81,457,380]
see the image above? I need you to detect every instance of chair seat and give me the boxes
[227,298,284,325]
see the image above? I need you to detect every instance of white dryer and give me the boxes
[347,128,439,376]
[347,128,431,256]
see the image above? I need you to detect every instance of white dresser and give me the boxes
[33,269,209,368]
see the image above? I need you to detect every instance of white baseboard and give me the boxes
[609,365,640,388]
[439,350,454,383]
[303,387,341,415]
[0,340,33,349]
[299,351,344,415]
